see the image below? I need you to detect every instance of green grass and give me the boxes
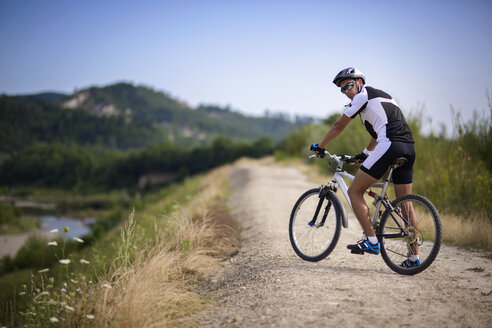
[0,217,40,235]
[0,174,205,326]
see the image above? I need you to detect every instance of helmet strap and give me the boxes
[356,79,361,93]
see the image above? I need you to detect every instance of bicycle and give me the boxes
[288,150,442,275]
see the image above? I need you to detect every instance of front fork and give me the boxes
[308,187,332,227]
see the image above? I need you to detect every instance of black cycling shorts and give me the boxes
[360,141,415,184]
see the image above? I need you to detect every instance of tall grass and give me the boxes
[1,164,240,326]
[77,165,240,327]
[410,106,492,220]
[441,212,492,249]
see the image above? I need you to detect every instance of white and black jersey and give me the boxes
[343,86,415,183]
[343,86,414,144]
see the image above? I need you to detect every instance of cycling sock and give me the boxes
[410,255,420,261]
[368,236,378,244]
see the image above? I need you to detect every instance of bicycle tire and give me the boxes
[289,188,342,262]
[378,194,442,275]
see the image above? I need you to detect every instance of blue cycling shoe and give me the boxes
[347,239,380,255]
[401,259,422,268]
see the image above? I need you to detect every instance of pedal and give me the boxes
[350,249,365,255]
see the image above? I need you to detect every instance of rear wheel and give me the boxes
[378,194,442,275]
[289,188,342,262]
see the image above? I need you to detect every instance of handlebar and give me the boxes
[309,151,356,165]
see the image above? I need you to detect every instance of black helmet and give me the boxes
[333,67,365,87]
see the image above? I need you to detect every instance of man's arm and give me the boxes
[366,138,377,153]
[319,114,352,148]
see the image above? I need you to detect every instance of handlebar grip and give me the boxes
[341,154,355,163]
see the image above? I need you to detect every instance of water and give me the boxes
[0,216,96,257]
[40,216,96,239]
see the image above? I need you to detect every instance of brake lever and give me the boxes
[308,152,325,159]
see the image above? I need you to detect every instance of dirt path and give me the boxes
[0,233,31,257]
[191,159,492,327]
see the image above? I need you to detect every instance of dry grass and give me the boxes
[84,165,241,327]
[441,212,492,250]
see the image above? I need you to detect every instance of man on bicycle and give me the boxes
[310,67,420,268]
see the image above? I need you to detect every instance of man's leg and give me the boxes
[394,183,412,198]
[394,183,417,228]
[348,169,378,237]
[394,183,420,261]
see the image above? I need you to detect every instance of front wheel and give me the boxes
[289,188,343,262]
[378,194,442,275]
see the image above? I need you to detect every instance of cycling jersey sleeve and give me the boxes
[343,87,369,119]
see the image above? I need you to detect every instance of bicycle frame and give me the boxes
[314,151,396,228]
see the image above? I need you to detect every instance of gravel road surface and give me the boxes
[191,159,492,328]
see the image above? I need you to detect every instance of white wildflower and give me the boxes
[64,305,74,312]
[59,259,71,265]
[79,259,90,264]
[19,292,25,296]
[61,288,67,293]
[38,268,49,273]
[73,237,84,243]
[50,229,59,233]
[101,283,112,289]
[35,291,49,299]
[47,241,58,246]
[86,314,95,320]
[50,317,59,323]
[71,279,78,284]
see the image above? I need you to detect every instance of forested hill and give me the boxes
[0,82,312,154]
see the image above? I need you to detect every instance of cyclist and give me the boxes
[310,67,420,268]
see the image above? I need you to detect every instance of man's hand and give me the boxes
[310,144,326,157]
[353,152,368,164]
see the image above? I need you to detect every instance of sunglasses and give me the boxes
[341,81,356,94]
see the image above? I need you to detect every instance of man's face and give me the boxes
[340,79,359,100]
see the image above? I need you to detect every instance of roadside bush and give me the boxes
[0,137,273,191]
[0,255,15,274]
[412,109,492,220]
[0,202,22,225]
[3,235,80,273]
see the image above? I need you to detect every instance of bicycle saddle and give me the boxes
[391,157,408,168]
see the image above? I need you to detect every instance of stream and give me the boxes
[0,205,96,258]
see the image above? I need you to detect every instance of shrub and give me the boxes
[0,203,22,225]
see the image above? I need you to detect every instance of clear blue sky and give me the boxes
[1,0,491,134]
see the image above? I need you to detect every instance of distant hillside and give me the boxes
[20,92,67,100]
[0,94,164,155]
[60,83,312,142]
[0,82,312,155]
[0,83,310,153]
